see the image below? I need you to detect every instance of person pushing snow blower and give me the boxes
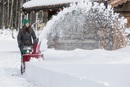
[17,19,43,74]
[17,19,37,55]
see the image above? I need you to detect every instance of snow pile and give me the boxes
[25,63,130,87]
[0,29,18,39]
[25,62,107,87]
[0,29,19,51]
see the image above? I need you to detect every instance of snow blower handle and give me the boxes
[33,38,41,54]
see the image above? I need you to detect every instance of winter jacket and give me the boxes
[17,27,37,50]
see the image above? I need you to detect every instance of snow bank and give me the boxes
[0,39,19,51]
[25,62,107,87]
[25,62,130,87]
[0,29,17,40]
[24,46,130,87]
[0,29,19,51]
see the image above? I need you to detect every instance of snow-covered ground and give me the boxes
[0,29,130,87]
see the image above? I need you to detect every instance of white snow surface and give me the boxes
[0,29,130,87]
[23,0,89,8]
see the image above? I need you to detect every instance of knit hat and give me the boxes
[23,19,29,25]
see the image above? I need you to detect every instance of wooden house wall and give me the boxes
[114,1,130,27]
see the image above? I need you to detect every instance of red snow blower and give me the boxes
[21,40,44,74]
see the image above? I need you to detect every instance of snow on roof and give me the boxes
[23,0,88,8]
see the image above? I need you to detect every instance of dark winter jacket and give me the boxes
[17,27,37,50]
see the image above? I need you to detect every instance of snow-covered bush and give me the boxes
[41,0,128,50]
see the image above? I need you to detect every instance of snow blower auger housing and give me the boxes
[21,41,44,75]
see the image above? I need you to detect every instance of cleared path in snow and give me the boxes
[0,39,40,87]
[0,52,39,87]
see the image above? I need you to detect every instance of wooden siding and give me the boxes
[110,0,127,7]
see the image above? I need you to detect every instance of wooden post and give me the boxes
[36,12,38,30]
[20,12,23,28]
[2,0,5,29]
[43,11,48,24]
